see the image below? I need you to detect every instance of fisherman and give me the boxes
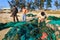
[22,6,28,21]
[37,12,47,27]
[11,5,19,22]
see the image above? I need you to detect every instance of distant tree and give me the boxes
[8,0,54,11]
[8,0,26,11]
[7,1,13,8]
[46,0,52,9]
[40,0,45,9]
[59,1,60,9]
[15,0,19,5]
[55,0,59,9]
[26,0,34,10]
[34,0,39,8]
[27,3,31,10]
[34,0,45,9]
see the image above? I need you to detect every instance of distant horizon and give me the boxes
[0,0,60,10]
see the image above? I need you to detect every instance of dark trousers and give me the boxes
[13,15,19,22]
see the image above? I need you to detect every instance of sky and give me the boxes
[0,0,59,10]
[0,0,10,9]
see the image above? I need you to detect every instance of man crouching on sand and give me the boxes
[37,12,47,27]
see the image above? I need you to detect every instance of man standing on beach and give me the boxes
[22,6,28,21]
[11,5,19,22]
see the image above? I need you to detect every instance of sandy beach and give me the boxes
[0,12,60,40]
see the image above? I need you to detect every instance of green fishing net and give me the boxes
[2,18,57,40]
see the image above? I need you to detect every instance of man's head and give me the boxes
[41,12,45,16]
[13,5,17,7]
[22,5,25,9]
[13,5,15,7]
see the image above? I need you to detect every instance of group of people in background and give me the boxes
[11,5,47,26]
[11,5,28,22]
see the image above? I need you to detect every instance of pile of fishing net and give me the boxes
[47,21,60,40]
[48,20,60,26]
[47,16,60,20]
[0,23,7,30]
[26,13,36,17]
[0,22,17,30]
[47,16,60,40]
[47,16,60,31]
[2,18,57,40]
